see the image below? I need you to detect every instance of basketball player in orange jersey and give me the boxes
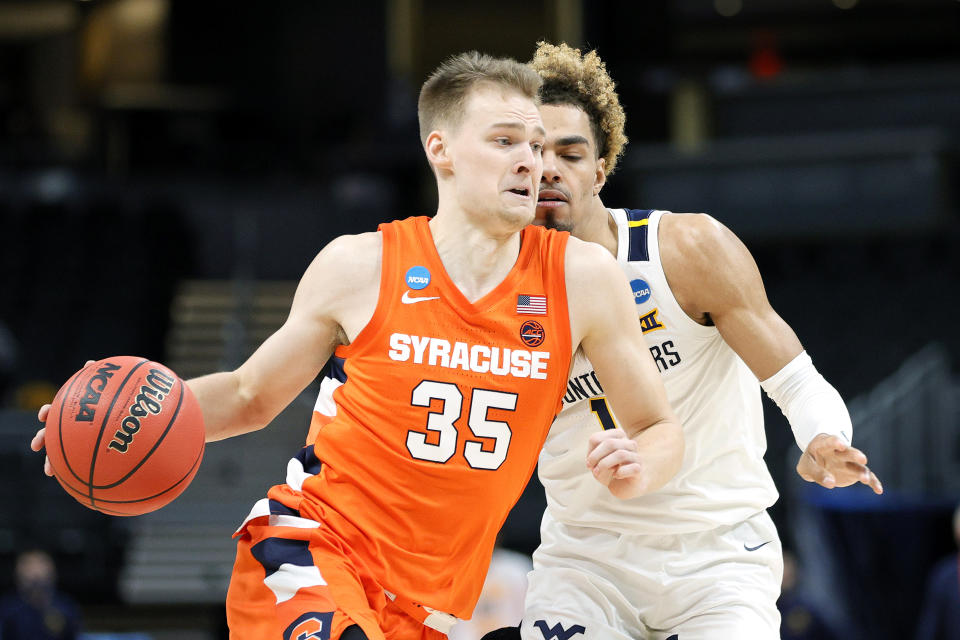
[32,52,683,640]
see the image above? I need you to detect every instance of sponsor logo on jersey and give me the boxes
[108,368,175,453]
[388,333,550,379]
[534,620,586,640]
[76,361,122,422]
[283,612,333,640]
[401,290,439,304]
[630,278,652,304]
[405,265,431,290]
[520,320,545,347]
[639,308,664,334]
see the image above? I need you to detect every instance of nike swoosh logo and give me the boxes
[744,541,772,552]
[401,291,440,304]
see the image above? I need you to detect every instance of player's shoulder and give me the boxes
[321,230,383,261]
[300,231,382,298]
[660,212,750,272]
[563,235,632,328]
[660,212,730,253]
[659,212,765,310]
[316,231,381,270]
[564,234,619,271]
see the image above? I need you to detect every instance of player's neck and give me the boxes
[572,197,618,258]
[428,211,522,303]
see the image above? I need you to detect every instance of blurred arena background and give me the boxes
[0,0,959,638]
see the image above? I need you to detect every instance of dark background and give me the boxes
[1,1,959,638]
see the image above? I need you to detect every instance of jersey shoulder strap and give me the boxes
[623,209,654,262]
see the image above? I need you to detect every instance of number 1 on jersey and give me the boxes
[590,397,618,431]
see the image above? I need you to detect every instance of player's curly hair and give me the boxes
[530,41,627,175]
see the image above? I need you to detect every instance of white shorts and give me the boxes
[521,510,783,640]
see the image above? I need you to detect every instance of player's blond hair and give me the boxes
[418,51,542,145]
[530,41,627,175]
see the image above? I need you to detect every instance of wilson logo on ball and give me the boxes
[75,361,122,422]
[108,368,176,453]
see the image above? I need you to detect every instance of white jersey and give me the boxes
[539,208,778,535]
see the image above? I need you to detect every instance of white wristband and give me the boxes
[760,351,852,452]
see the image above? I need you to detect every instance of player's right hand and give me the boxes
[586,428,647,499]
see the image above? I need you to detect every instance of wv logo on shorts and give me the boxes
[534,619,586,640]
[283,612,334,640]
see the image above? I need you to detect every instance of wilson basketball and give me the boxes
[45,356,205,516]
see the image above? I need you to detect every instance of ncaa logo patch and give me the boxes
[630,279,652,304]
[405,266,431,290]
[520,320,545,347]
[283,612,333,640]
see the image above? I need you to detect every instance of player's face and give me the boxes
[536,104,605,232]
[445,85,545,231]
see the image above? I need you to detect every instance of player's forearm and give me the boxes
[187,371,269,442]
[760,351,852,451]
[631,418,684,493]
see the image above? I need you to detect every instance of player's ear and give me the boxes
[593,157,607,196]
[425,131,452,172]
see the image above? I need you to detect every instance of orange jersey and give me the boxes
[296,216,571,619]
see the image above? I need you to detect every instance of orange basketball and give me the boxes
[44,356,205,516]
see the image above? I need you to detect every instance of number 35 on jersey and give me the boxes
[406,380,517,471]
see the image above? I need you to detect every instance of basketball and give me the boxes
[44,356,205,516]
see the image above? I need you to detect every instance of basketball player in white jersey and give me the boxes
[480,42,883,640]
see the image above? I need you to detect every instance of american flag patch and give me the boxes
[517,294,547,315]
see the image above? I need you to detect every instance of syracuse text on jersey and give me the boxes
[387,332,551,380]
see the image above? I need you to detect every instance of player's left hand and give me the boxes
[586,428,647,499]
[797,434,883,494]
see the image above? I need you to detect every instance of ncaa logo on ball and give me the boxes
[75,361,122,422]
[520,320,545,347]
[630,279,652,304]
[405,266,431,290]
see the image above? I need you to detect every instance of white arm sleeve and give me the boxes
[760,351,853,452]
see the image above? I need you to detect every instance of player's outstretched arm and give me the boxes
[30,233,380,467]
[193,232,381,442]
[566,238,684,499]
[659,213,881,494]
